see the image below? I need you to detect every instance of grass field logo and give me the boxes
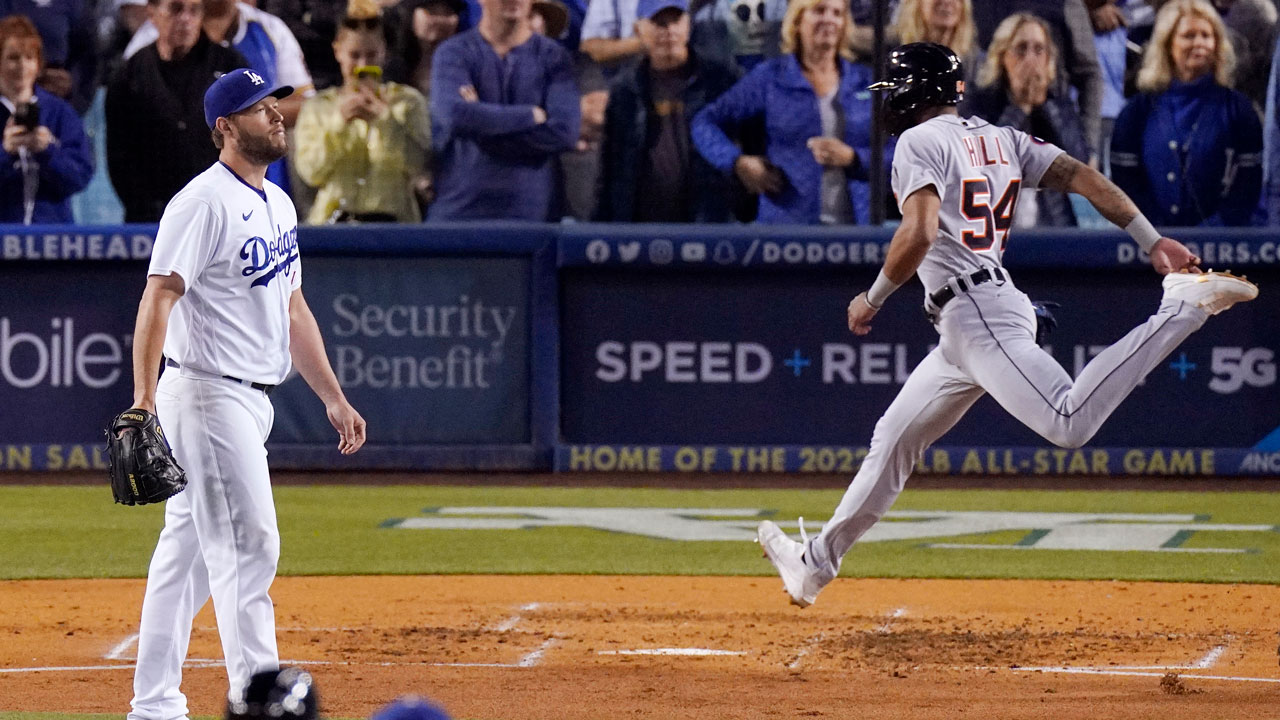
[385,508,1275,553]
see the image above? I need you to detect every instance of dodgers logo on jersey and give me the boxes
[239,225,298,289]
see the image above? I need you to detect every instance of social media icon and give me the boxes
[713,240,736,264]
[586,239,611,263]
[681,242,707,262]
[649,239,674,264]
[618,242,641,262]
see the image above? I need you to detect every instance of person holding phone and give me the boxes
[0,15,92,224]
[293,2,431,223]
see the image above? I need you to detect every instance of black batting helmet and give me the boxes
[868,42,965,136]
[227,668,320,720]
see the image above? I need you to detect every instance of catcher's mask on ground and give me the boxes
[868,41,965,136]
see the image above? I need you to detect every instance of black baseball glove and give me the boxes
[1031,301,1061,347]
[107,408,187,505]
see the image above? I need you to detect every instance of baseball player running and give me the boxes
[758,43,1258,608]
[123,68,366,717]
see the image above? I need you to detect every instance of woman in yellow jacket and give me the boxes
[295,9,431,223]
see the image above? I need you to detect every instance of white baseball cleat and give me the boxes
[1162,270,1258,316]
[757,519,831,608]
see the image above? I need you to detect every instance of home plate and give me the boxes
[597,648,747,656]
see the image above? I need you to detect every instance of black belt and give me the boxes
[165,358,275,395]
[928,267,1007,311]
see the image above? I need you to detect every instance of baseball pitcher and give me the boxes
[119,69,366,717]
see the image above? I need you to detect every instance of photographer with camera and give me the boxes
[293,0,430,223]
[0,15,91,224]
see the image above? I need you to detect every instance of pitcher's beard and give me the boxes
[240,132,288,166]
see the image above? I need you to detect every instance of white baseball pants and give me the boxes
[809,280,1209,575]
[129,368,279,720]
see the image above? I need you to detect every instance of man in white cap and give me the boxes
[123,68,366,720]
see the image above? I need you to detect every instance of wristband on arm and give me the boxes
[864,270,901,310]
[1124,214,1161,253]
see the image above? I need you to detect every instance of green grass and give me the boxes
[2,485,1279,583]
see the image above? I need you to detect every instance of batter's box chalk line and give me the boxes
[104,633,140,661]
[491,602,543,633]
[786,633,827,670]
[41,619,560,675]
[876,607,908,634]
[981,641,1280,683]
[785,607,908,671]
[596,648,748,656]
[996,668,1280,684]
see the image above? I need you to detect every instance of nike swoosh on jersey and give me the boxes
[242,210,254,221]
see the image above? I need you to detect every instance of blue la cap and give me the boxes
[203,68,294,129]
[370,696,451,720]
[635,0,687,20]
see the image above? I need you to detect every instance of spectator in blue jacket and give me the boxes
[0,15,91,224]
[691,0,884,224]
[596,0,740,221]
[967,13,1090,226]
[429,0,580,220]
[1111,0,1261,227]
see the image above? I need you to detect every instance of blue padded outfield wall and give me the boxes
[0,225,560,471]
[1,224,1277,475]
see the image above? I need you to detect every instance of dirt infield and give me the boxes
[3,576,1278,719]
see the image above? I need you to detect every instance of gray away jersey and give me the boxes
[891,114,1065,296]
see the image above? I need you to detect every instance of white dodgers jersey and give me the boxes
[891,114,1065,297]
[149,162,301,384]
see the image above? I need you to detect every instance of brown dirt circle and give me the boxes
[3,576,1278,719]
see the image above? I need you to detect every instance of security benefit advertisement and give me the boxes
[559,267,1279,475]
[269,256,530,446]
[0,254,530,471]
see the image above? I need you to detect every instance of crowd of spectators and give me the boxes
[2,0,1279,226]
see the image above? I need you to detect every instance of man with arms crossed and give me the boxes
[124,68,367,717]
[758,43,1258,608]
